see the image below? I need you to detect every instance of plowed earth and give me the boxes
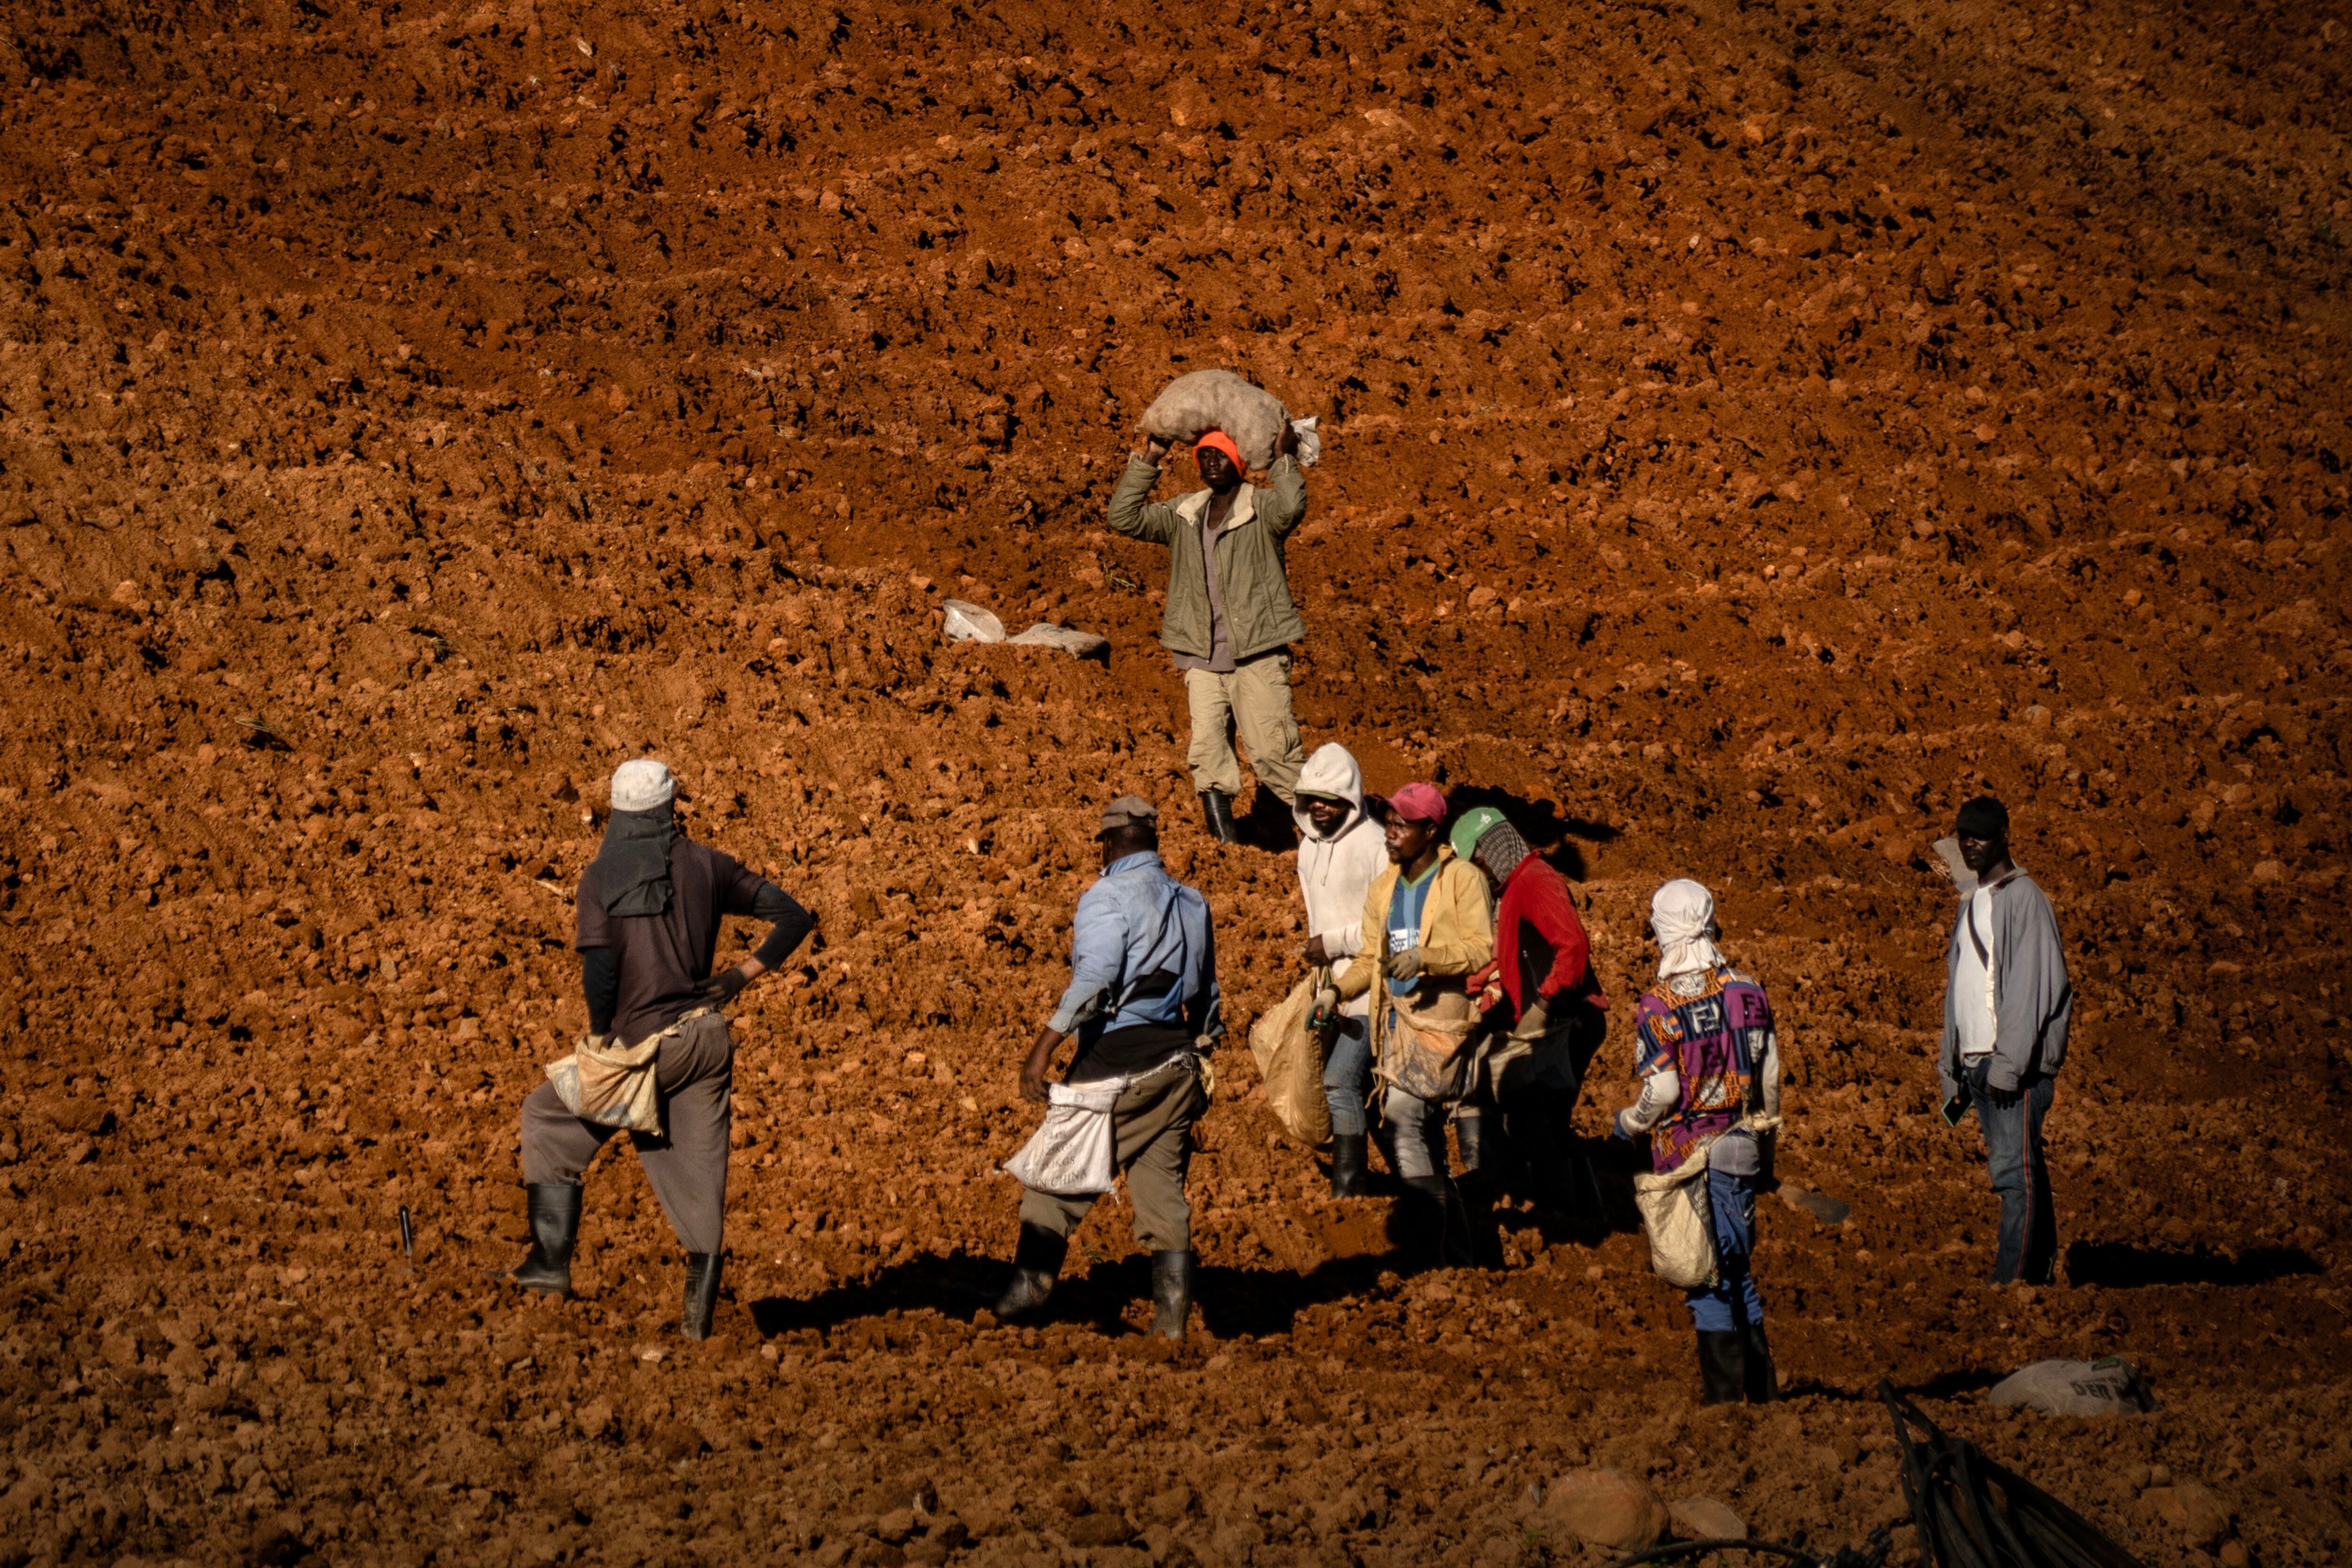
[1,0,2348,1564]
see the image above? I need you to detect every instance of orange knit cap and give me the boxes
[1192,430,1242,470]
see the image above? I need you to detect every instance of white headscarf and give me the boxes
[1651,878,1727,980]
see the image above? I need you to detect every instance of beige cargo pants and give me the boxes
[1017,1057,1206,1253]
[1184,651,1305,803]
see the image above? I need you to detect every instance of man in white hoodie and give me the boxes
[1291,744,1391,1195]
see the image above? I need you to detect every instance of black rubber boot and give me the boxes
[1329,1132,1372,1198]
[1397,1176,1475,1270]
[993,1223,1068,1320]
[496,1184,581,1296]
[1438,1179,1478,1269]
[1242,789,1298,850]
[682,1252,722,1341]
[1697,1330,1747,1405]
[1149,1250,1195,1340]
[1200,788,1242,844]
[1740,1320,1780,1403]
[1454,1113,1492,1188]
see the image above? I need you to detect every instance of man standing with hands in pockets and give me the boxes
[1938,795,2073,1288]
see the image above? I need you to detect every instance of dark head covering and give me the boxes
[1471,820,1534,885]
[590,801,678,917]
[1955,796,2010,841]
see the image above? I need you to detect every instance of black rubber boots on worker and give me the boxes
[1150,1250,1195,1339]
[1741,1320,1780,1402]
[1328,1132,1372,1197]
[1200,788,1242,844]
[1695,1323,1780,1404]
[500,1183,581,1296]
[1397,1176,1474,1270]
[1697,1331,1746,1405]
[682,1253,722,1341]
[993,1223,1068,1320]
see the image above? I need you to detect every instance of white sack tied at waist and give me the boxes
[1002,1054,1201,1197]
[1629,1112,1783,1289]
[542,1006,715,1137]
[1001,1080,1126,1197]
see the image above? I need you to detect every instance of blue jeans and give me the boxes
[1967,1061,2057,1284]
[1322,1015,1371,1137]
[1685,1167,1767,1333]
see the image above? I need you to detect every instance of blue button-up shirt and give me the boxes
[1047,851,1221,1044]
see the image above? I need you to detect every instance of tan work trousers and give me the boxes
[520,1013,734,1256]
[1184,652,1305,803]
[1017,1058,1206,1253]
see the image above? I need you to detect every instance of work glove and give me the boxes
[697,965,750,1007]
[1507,997,1552,1043]
[1307,988,1341,1032]
[1385,946,1427,983]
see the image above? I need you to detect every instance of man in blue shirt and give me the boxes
[996,795,1222,1337]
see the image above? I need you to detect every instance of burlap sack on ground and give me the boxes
[1140,369,1291,470]
[1248,972,1332,1145]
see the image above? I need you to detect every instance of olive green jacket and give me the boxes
[1106,453,1308,661]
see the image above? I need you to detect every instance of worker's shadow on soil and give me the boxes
[2064,1241,2320,1289]
[746,1244,1402,1342]
[1440,785,1618,882]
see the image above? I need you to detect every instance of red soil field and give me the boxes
[0,0,2347,1564]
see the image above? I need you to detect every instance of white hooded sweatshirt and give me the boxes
[1293,743,1390,1021]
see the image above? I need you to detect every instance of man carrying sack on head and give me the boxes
[1319,782,1492,1268]
[498,758,814,1341]
[995,795,1221,1338]
[1613,879,1782,1404]
[1452,806,1609,1219]
[1108,422,1308,843]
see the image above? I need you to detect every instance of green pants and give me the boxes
[1018,1059,1206,1253]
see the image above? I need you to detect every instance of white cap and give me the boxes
[611,758,676,812]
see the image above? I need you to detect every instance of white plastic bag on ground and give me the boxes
[1140,369,1292,470]
[1002,1081,1122,1195]
[1009,622,1111,661]
[941,600,1005,644]
[1989,1358,2157,1417]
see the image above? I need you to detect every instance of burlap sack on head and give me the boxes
[1140,369,1291,470]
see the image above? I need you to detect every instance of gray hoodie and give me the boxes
[1937,865,2073,1101]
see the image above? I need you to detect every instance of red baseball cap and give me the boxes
[1192,430,1242,470]
[1383,781,1448,825]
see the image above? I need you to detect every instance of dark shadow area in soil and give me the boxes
[2066,1242,2321,1289]
[1440,785,1620,882]
[1797,1367,2010,1402]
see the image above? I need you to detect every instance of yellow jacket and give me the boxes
[1334,848,1494,1040]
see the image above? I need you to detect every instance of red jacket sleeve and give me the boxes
[1523,868,1592,1001]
